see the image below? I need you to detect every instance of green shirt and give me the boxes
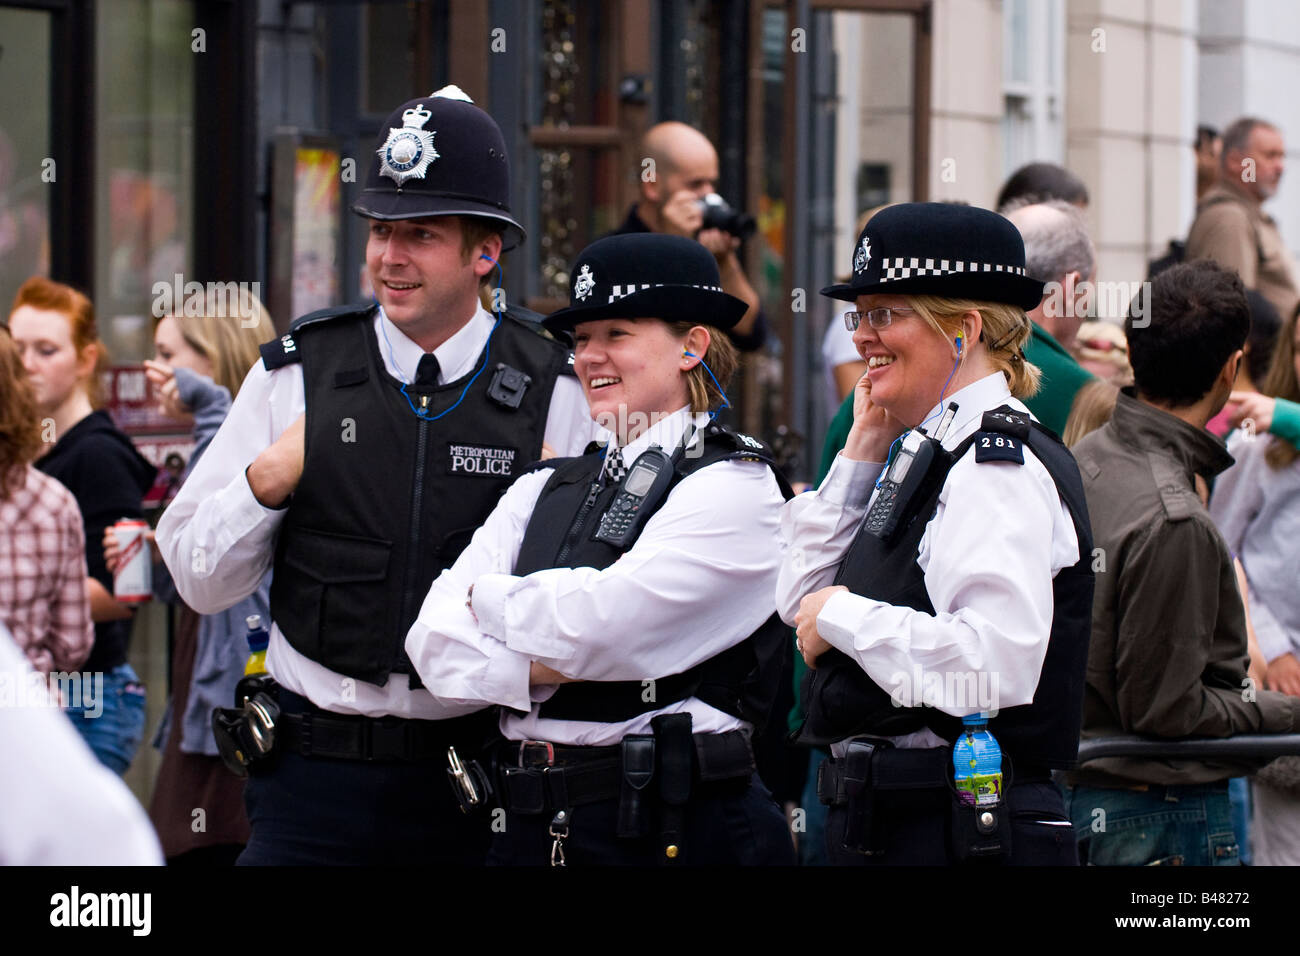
[1022,323,1095,437]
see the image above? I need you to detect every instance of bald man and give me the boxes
[1003,199,1097,437]
[611,122,766,350]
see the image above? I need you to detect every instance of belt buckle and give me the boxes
[519,740,555,768]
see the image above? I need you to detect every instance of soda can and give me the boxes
[112,519,153,605]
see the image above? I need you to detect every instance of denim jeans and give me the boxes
[65,663,147,776]
[1228,776,1252,865]
[1065,781,1239,866]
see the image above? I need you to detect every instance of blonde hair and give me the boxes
[1062,379,1119,447]
[905,295,1042,399]
[168,287,276,397]
[666,321,738,412]
[1263,304,1300,470]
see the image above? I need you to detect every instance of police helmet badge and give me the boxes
[854,237,872,275]
[574,264,596,301]
[378,103,439,186]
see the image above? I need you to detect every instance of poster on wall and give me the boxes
[270,134,342,329]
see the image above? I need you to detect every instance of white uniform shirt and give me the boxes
[155,305,603,719]
[776,372,1080,748]
[405,407,787,746]
[0,626,162,864]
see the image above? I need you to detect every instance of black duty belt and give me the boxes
[275,687,497,762]
[496,728,755,815]
[817,742,1049,806]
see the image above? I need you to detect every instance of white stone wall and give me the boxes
[1199,0,1300,265]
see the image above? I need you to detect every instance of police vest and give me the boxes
[799,406,1094,769]
[264,305,570,686]
[512,424,793,729]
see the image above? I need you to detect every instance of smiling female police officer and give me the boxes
[406,233,795,865]
[777,203,1094,866]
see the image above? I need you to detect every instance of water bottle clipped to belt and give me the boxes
[950,713,1010,862]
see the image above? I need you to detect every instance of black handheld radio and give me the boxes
[862,402,959,542]
[592,444,678,549]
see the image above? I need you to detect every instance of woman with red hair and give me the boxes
[9,277,156,774]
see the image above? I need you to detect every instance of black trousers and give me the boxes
[824,780,1079,866]
[487,774,796,866]
[236,748,491,865]
[236,691,493,866]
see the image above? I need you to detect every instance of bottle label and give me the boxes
[953,729,1003,807]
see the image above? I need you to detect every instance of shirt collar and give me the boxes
[1110,388,1235,480]
[605,406,707,464]
[372,303,495,384]
[916,371,1023,450]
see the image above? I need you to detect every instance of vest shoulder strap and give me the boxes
[681,423,795,500]
[260,304,374,370]
[950,405,1092,552]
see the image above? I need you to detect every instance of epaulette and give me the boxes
[699,421,776,462]
[971,405,1030,466]
[258,331,302,370]
[260,303,376,370]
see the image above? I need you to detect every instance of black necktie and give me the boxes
[414,353,440,389]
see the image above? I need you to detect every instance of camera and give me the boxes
[699,193,756,240]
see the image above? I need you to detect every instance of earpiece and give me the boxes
[479,253,497,264]
[954,334,964,355]
[683,349,696,358]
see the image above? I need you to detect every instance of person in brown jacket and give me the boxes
[1185,116,1299,323]
[1063,260,1300,866]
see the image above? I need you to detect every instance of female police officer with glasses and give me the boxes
[405,233,795,865]
[777,202,1094,865]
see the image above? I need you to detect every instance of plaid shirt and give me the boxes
[0,466,93,674]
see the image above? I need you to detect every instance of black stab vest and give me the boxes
[270,307,568,685]
[799,408,1094,769]
[512,425,793,727]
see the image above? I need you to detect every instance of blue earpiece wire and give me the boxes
[382,252,504,422]
[683,349,731,423]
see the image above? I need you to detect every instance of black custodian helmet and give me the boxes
[352,85,526,250]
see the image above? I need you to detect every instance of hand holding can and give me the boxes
[111,519,153,605]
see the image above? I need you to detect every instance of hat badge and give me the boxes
[574,264,596,301]
[378,103,439,186]
[854,237,872,275]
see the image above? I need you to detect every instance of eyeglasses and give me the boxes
[843,306,916,332]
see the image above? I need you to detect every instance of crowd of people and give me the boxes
[2,86,1299,869]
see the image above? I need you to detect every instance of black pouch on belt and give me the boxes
[948,757,1014,864]
[650,713,694,863]
[840,737,882,855]
[617,734,655,838]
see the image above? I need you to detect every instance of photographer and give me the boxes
[612,122,767,351]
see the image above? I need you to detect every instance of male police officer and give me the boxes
[156,87,600,865]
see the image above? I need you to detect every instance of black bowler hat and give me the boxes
[542,233,748,334]
[821,202,1044,310]
[352,86,526,250]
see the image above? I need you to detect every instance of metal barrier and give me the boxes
[1077,734,1300,764]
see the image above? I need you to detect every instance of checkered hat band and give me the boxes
[607,283,724,302]
[877,258,1027,282]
